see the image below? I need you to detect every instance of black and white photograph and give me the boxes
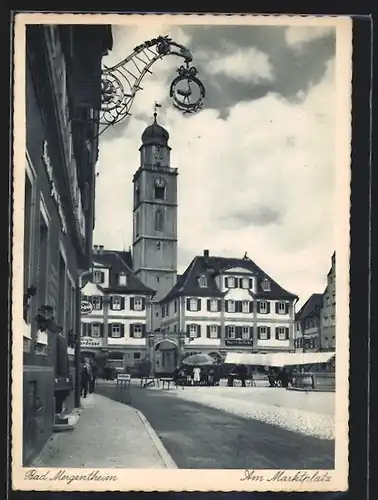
[11,13,351,492]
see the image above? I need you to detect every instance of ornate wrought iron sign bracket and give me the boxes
[100,35,206,135]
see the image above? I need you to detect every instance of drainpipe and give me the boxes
[75,269,93,408]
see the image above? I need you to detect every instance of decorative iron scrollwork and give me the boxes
[99,35,205,134]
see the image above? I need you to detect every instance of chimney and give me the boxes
[98,245,104,254]
[93,245,98,254]
[203,249,209,258]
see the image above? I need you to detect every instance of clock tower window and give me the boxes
[155,209,164,232]
[153,177,166,200]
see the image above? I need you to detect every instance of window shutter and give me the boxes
[285,303,289,315]
[257,326,261,339]
[99,323,104,336]
[186,324,190,337]
[275,327,279,340]
[130,298,134,310]
[267,326,271,339]
[142,298,146,310]
[249,326,253,339]
[130,324,134,338]
[225,301,229,313]
[217,326,221,338]
[108,324,112,337]
[236,301,242,313]
[197,324,201,338]
[275,302,279,314]
[238,278,243,288]
[142,324,146,337]
[217,300,221,312]
[285,327,289,340]
[267,302,271,314]
[120,324,125,338]
[207,325,210,338]
[249,278,253,289]
[109,297,114,310]
[257,301,261,313]
[197,299,201,311]
[207,299,211,311]
[121,297,125,310]
[99,271,105,283]
[236,326,241,339]
[225,277,229,288]
[249,301,253,313]
[186,298,190,311]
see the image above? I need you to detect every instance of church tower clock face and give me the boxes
[155,177,165,188]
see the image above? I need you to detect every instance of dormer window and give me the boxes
[118,273,127,286]
[261,279,271,292]
[225,276,236,288]
[93,270,104,284]
[198,275,207,288]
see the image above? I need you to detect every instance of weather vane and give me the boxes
[99,35,206,134]
[154,101,162,118]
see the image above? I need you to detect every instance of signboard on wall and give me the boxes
[81,337,103,348]
[225,339,253,347]
[81,300,93,315]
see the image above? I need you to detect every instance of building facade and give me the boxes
[320,252,336,351]
[295,293,322,352]
[132,113,178,330]
[22,24,112,464]
[155,250,298,374]
[80,247,155,372]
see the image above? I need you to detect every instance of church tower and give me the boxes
[132,110,178,322]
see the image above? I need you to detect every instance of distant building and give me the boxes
[295,293,323,352]
[80,247,155,372]
[156,249,298,374]
[320,252,336,351]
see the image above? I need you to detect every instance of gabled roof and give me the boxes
[93,251,155,296]
[160,254,298,303]
[295,293,323,321]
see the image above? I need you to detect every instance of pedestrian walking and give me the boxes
[193,366,201,386]
[238,364,247,387]
[80,359,91,398]
[89,362,98,393]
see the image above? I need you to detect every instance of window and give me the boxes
[111,324,121,338]
[93,270,104,284]
[153,178,166,200]
[134,352,141,360]
[277,302,286,314]
[92,323,102,337]
[111,296,122,311]
[92,296,102,310]
[133,324,143,338]
[189,324,198,338]
[258,326,268,340]
[57,254,66,330]
[227,300,235,312]
[135,182,140,206]
[332,293,336,305]
[259,301,268,313]
[241,326,250,339]
[119,273,127,286]
[209,325,218,339]
[227,326,236,339]
[209,299,218,312]
[276,327,287,340]
[226,276,236,288]
[331,315,336,326]
[156,241,161,251]
[261,279,271,291]
[241,277,250,289]
[133,297,143,311]
[155,209,164,231]
[189,298,199,311]
[325,296,330,306]
[174,300,178,313]
[135,212,140,237]
[198,275,207,288]
[242,300,250,313]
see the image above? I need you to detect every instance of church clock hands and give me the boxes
[155,177,165,188]
[99,35,206,135]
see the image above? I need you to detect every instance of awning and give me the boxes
[224,352,335,367]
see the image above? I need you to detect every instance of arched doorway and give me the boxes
[154,339,178,376]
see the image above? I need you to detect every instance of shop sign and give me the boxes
[81,336,103,348]
[225,339,253,346]
[81,300,93,315]
[42,141,68,234]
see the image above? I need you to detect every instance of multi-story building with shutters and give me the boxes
[80,246,155,371]
[320,252,336,351]
[295,293,323,352]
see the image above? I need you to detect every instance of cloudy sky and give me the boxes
[93,20,338,307]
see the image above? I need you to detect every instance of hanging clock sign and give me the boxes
[170,65,205,114]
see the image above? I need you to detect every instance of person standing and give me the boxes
[238,364,247,387]
[80,359,91,398]
[89,361,98,393]
[193,366,201,386]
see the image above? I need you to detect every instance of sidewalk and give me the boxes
[32,393,177,469]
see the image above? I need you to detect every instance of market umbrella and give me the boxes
[182,353,217,366]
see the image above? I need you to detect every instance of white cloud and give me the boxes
[197,46,274,83]
[94,27,337,308]
[285,26,335,50]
